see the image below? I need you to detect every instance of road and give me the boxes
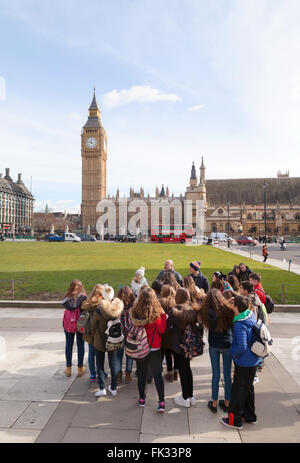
[229,243,300,266]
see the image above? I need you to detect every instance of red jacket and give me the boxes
[144,314,167,349]
[254,283,266,304]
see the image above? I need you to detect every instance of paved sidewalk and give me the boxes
[214,243,300,275]
[0,309,300,443]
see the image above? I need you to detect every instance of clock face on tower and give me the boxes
[86,137,97,149]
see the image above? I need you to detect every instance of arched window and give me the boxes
[247,214,252,220]
[211,224,217,233]
[295,213,300,221]
[218,209,223,215]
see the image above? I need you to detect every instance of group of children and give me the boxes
[62,259,271,429]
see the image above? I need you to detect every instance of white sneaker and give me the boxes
[108,385,117,396]
[95,388,106,397]
[174,395,190,408]
[253,376,259,385]
[189,396,196,406]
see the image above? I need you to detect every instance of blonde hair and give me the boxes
[183,276,203,303]
[132,287,164,323]
[82,284,104,308]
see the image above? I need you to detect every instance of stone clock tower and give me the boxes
[81,89,107,232]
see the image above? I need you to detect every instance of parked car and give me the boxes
[78,234,96,242]
[237,236,257,246]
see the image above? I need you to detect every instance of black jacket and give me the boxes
[188,272,209,293]
[239,266,253,282]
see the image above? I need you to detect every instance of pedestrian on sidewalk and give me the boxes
[62,280,87,378]
[168,288,201,408]
[129,287,167,412]
[116,286,136,384]
[88,285,124,398]
[221,296,259,430]
[200,289,234,414]
[262,245,268,263]
[160,285,178,382]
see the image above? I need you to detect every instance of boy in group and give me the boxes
[221,296,259,430]
[249,273,266,306]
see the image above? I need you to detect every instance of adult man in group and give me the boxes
[156,259,183,286]
[188,261,209,293]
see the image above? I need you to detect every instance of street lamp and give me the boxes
[263,181,268,243]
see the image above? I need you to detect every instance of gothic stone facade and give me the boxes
[81,93,300,237]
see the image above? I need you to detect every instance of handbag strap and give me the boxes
[149,326,157,349]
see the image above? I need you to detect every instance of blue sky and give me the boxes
[1,0,300,213]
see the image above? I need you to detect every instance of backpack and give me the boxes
[256,289,274,314]
[77,311,91,335]
[104,319,124,351]
[180,323,205,359]
[63,308,81,333]
[265,295,274,314]
[251,321,273,358]
[125,326,156,361]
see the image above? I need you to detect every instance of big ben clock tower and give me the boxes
[81,89,107,232]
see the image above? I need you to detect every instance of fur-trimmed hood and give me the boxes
[99,298,124,320]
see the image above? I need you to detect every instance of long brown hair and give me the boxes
[160,285,176,314]
[81,284,104,309]
[163,271,180,291]
[117,286,136,309]
[132,287,164,323]
[200,288,234,332]
[183,276,203,303]
[227,275,240,292]
[64,279,86,299]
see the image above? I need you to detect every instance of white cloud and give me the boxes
[34,200,80,214]
[188,104,205,112]
[102,85,182,108]
[66,112,82,121]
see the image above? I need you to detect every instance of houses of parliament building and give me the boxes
[81,91,300,237]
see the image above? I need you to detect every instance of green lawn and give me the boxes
[0,242,299,303]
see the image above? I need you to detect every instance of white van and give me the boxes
[64,232,81,242]
[210,232,230,242]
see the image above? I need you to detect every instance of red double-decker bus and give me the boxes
[150,224,194,244]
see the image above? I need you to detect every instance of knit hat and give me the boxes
[135,267,145,278]
[190,261,201,271]
[102,285,114,301]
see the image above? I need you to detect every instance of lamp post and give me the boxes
[227,202,231,248]
[263,181,268,243]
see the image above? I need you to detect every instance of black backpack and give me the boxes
[265,295,274,314]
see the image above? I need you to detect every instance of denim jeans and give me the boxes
[116,345,134,373]
[136,350,164,402]
[88,344,96,378]
[95,349,118,390]
[64,330,85,367]
[209,346,232,402]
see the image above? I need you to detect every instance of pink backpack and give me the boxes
[63,307,81,333]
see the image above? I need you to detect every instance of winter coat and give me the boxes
[232,310,259,367]
[254,283,266,305]
[239,266,253,282]
[90,298,124,352]
[160,299,176,349]
[188,272,209,293]
[80,299,96,344]
[167,303,200,355]
[207,307,233,349]
[156,269,183,286]
[129,308,166,350]
[131,277,148,297]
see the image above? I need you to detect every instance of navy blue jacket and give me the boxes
[208,307,233,349]
[232,311,259,367]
